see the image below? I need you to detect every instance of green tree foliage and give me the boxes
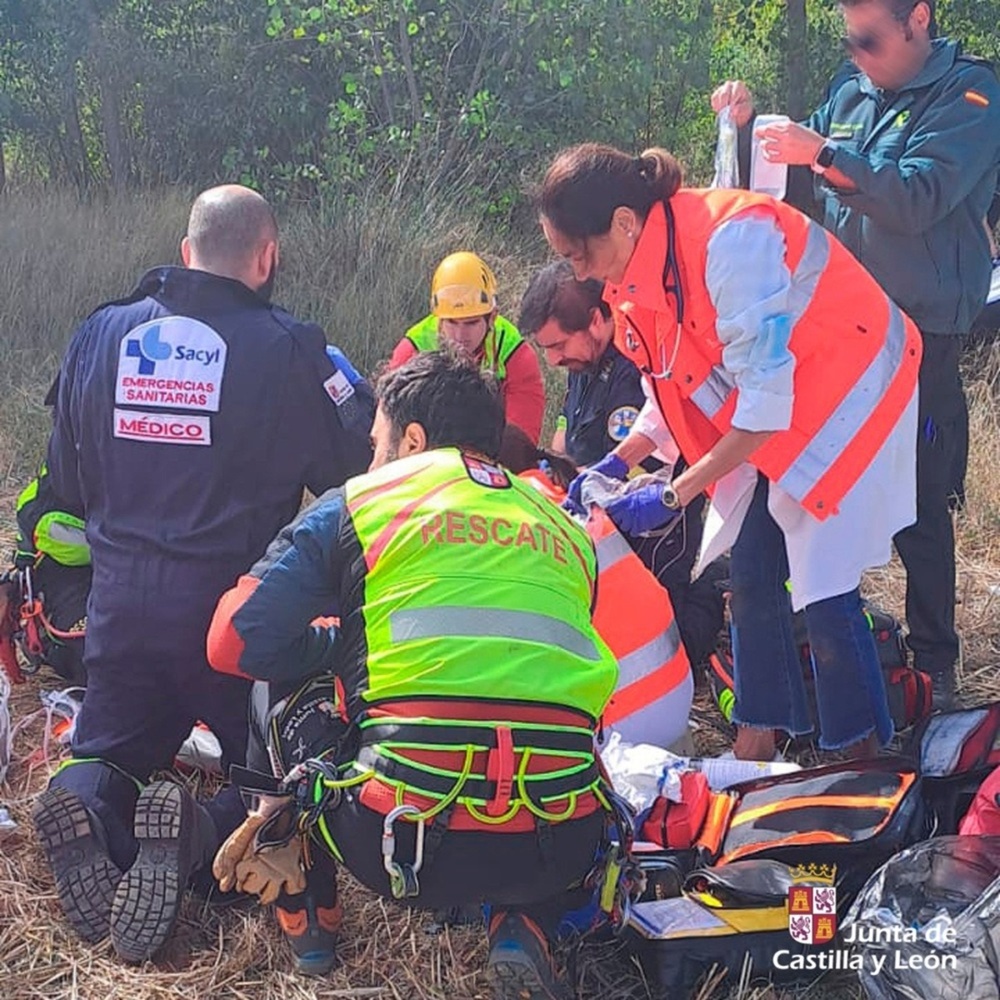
[1,0,998,202]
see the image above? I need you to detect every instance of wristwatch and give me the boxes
[812,141,837,175]
[662,484,682,511]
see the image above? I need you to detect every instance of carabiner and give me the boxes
[381,804,425,899]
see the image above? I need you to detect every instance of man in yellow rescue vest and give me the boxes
[389,251,545,443]
[204,351,617,1000]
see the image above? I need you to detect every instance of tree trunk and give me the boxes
[786,0,808,121]
[0,140,6,195]
[63,71,91,189]
[83,0,129,189]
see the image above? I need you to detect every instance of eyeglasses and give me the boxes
[842,29,884,56]
[842,2,919,56]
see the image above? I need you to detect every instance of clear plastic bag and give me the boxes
[578,469,680,541]
[712,107,740,190]
[578,469,671,509]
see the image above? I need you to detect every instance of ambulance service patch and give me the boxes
[607,406,639,442]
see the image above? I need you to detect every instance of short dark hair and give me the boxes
[840,0,937,35]
[519,260,611,337]
[498,425,579,490]
[376,350,505,459]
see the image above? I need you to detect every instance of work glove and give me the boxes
[565,452,629,515]
[213,811,268,893]
[213,797,306,903]
[605,483,682,536]
[233,835,307,905]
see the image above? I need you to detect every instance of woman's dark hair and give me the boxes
[498,425,579,491]
[518,259,610,338]
[538,143,684,242]
[376,349,504,459]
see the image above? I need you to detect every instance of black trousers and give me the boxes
[893,333,965,675]
[633,492,725,666]
[249,680,602,936]
[52,562,251,870]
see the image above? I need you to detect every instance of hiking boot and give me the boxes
[110,780,217,962]
[33,786,123,943]
[487,912,570,1000]
[931,670,956,713]
[276,886,342,976]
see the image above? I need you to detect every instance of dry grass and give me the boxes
[3,189,999,999]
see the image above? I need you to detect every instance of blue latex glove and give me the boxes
[605,483,682,536]
[565,452,629,514]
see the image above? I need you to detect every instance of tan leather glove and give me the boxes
[213,811,268,892]
[234,836,307,905]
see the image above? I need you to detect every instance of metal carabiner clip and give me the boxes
[381,804,425,899]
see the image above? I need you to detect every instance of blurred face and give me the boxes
[534,313,611,373]
[841,1,931,90]
[439,314,491,354]
[541,212,637,284]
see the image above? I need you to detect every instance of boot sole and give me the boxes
[110,781,191,963]
[488,951,569,1000]
[33,786,122,943]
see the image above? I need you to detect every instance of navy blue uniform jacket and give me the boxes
[46,266,374,594]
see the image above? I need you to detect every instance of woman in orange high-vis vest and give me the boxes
[539,142,921,762]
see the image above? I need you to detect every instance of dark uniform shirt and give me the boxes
[805,38,1000,335]
[560,344,644,467]
[46,266,374,592]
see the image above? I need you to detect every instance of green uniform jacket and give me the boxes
[806,38,1000,335]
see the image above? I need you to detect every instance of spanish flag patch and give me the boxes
[964,90,990,108]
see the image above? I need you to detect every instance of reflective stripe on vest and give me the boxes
[404,314,524,381]
[388,606,603,661]
[587,509,691,730]
[344,450,617,719]
[778,301,909,510]
[608,193,921,520]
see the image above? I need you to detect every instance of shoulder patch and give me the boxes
[323,368,356,406]
[607,405,639,442]
[965,89,990,108]
[462,455,511,489]
[116,316,227,411]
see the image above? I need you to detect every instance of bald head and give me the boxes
[182,185,279,293]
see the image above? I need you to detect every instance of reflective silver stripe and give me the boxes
[593,528,633,572]
[689,365,736,420]
[777,300,908,503]
[689,221,829,424]
[46,521,89,547]
[616,621,682,688]
[786,221,831,326]
[389,606,602,661]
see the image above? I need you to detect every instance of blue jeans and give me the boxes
[729,476,893,751]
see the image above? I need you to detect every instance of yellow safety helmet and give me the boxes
[430,251,498,319]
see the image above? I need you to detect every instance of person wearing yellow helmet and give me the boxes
[390,251,545,443]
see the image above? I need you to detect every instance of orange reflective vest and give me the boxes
[520,470,692,745]
[606,192,922,521]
